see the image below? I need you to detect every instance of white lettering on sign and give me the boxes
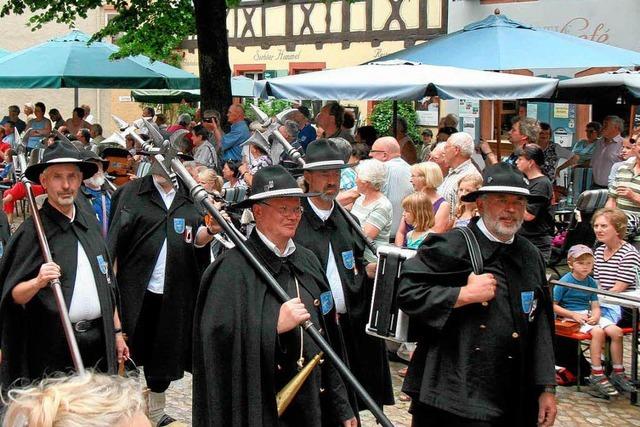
[542,17,610,44]
[253,49,301,61]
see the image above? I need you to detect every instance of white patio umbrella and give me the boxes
[253,60,558,101]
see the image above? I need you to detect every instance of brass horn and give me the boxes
[276,352,323,416]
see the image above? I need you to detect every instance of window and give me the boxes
[289,62,326,75]
[233,64,266,80]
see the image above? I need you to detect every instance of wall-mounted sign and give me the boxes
[458,99,479,118]
[119,96,132,102]
[416,110,439,126]
[553,103,569,119]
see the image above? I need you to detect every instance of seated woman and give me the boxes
[350,159,393,263]
[2,372,150,427]
[592,207,640,328]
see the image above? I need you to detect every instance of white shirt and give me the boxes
[146,177,177,294]
[68,206,102,322]
[256,228,296,258]
[308,199,347,314]
[477,217,515,244]
[382,157,413,236]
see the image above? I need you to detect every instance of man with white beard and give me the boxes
[78,151,111,238]
[398,163,557,427]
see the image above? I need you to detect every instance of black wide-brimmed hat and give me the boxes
[100,146,131,159]
[461,163,545,202]
[79,149,110,171]
[233,164,318,209]
[300,138,355,171]
[25,141,99,184]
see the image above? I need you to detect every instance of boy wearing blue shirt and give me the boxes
[554,244,636,396]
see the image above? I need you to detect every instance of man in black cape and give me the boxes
[0,141,126,387]
[108,157,216,426]
[193,165,357,427]
[398,163,557,427]
[294,139,393,408]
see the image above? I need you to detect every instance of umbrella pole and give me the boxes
[630,104,637,136]
[494,100,502,159]
[74,88,79,108]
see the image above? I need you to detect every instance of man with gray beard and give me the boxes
[294,139,394,410]
[78,151,111,238]
[398,163,557,427]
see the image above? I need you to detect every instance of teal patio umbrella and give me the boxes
[131,76,257,103]
[376,11,640,70]
[0,30,199,104]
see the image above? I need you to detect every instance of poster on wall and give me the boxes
[416,110,439,126]
[527,104,538,119]
[553,103,569,119]
[458,99,479,118]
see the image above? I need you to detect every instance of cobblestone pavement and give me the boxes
[164,360,640,426]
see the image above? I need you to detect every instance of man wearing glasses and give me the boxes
[193,165,357,427]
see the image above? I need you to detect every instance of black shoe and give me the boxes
[157,415,177,427]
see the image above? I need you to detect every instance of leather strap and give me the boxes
[456,227,483,274]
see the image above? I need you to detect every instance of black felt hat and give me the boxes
[25,141,99,184]
[79,149,110,171]
[300,138,355,171]
[233,165,318,209]
[461,163,544,202]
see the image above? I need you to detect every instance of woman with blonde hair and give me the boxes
[395,161,450,246]
[3,373,150,427]
[592,208,640,326]
[590,207,640,392]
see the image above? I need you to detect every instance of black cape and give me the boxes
[0,200,118,386]
[108,175,206,380]
[294,198,394,407]
[0,210,10,262]
[397,219,555,425]
[192,232,354,427]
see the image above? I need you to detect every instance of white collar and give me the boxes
[68,204,76,223]
[477,218,514,244]
[307,198,334,221]
[256,228,296,258]
[152,175,176,196]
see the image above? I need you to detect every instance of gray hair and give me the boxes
[356,159,387,191]
[328,137,352,163]
[604,115,624,131]
[447,132,475,157]
[515,117,540,144]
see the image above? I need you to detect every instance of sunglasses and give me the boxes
[202,118,213,123]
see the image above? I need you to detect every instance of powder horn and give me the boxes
[276,352,324,417]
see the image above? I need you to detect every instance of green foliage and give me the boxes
[0,0,204,62]
[243,99,293,121]
[369,101,420,142]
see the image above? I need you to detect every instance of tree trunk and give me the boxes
[193,0,233,128]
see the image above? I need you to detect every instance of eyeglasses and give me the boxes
[586,129,597,134]
[260,202,304,216]
[369,150,386,154]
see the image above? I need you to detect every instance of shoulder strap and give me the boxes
[456,227,483,274]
